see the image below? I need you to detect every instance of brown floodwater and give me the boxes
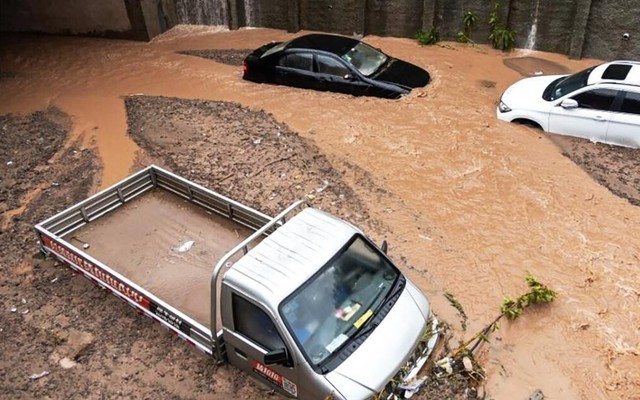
[1,26,639,399]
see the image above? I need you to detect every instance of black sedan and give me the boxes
[242,33,430,99]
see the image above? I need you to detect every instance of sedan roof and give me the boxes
[286,34,360,56]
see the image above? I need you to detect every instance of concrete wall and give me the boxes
[0,0,132,35]
[582,0,640,60]
[365,0,423,38]
[298,0,363,36]
[1,0,639,60]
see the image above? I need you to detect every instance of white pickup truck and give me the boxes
[35,165,439,399]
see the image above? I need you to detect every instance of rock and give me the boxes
[30,371,49,380]
[529,389,544,400]
[59,357,77,369]
[462,356,474,372]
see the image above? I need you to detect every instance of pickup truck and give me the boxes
[35,165,439,399]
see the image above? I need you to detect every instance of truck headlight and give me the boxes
[498,100,512,113]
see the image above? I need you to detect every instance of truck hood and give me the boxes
[325,285,429,398]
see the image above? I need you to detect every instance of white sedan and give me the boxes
[497,60,640,148]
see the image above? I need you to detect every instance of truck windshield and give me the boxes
[280,235,399,366]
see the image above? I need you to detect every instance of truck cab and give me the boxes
[220,208,437,399]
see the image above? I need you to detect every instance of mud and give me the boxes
[177,49,252,66]
[1,28,639,400]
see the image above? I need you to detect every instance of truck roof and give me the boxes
[224,207,360,311]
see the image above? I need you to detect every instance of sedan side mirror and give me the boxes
[560,98,578,109]
[264,348,290,366]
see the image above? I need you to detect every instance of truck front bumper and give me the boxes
[380,313,440,399]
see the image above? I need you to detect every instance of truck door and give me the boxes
[223,292,300,398]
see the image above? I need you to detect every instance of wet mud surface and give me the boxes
[3,93,640,400]
[177,48,251,66]
[1,29,639,399]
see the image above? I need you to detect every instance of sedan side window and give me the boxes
[316,55,350,77]
[620,91,640,115]
[232,294,286,351]
[279,53,313,71]
[571,89,618,111]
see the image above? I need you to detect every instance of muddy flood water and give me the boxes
[1,27,639,399]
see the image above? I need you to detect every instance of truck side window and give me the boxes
[232,294,286,351]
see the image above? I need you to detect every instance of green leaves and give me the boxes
[463,11,478,30]
[415,27,440,46]
[488,0,516,51]
[489,26,516,51]
[500,274,558,320]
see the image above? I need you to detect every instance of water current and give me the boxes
[1,27,638,399]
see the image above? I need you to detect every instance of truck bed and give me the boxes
[35,166,273,355]
[65,189,255,327]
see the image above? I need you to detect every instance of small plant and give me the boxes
[456,31,469,43]
[501,274,557,320]
[457,10,478,43]
[488,0,516,51]
[450,273,557,358]
[489,26,516,51]
[416,26,440,46]
[444,290,468,331]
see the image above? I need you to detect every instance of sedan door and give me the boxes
[275,52,317,91]
[315,54,371,96]
[548,88,618,143]
[605,90,640,148]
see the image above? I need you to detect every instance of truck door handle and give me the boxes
[235,349,247,360]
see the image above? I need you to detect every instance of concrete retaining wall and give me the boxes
[0,0,132,35]
[1,0,639,60]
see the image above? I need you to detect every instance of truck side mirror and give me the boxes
[264,347,289,366]
[380,240,388,254]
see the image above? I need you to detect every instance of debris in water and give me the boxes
[398,377,426,398]
[10,306,17,313]
[529,389,544,400]
[71,236,90,249]
[434,357,453,377]
[51,277,58,283]
[7,161,13,166]
[175,240,194,253]
[30,371,49,380]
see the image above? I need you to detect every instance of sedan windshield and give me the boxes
[341,42,388,76]
[544,66,595,101]
[280,235,398,366]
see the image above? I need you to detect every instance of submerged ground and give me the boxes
[1,27,639,399]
